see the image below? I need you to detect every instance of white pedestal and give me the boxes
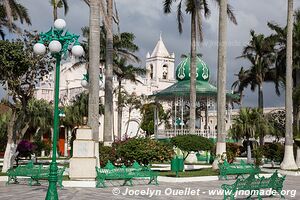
[69,128,97,180]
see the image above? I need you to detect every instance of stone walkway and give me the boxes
[0,176,299,200]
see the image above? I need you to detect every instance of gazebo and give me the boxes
[151,56,239,139]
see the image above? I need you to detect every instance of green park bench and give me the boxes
[196,152,209,163]
[218,160,261,180]
[221,171,286,200]
[95,161,159,188]
[6,161,65,188]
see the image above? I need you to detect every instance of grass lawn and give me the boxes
[158,168,219,177]
[62,175,70,181]
[0,172,6,176]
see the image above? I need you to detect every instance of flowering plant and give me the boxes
[16,140,36,157]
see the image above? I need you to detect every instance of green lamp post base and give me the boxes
[45,162,59,200]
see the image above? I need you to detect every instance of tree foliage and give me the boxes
[0,0,31,38]
[232,30,278,108]
[0,31,53,143]
[140,102,170,136]
[27,98,53,133]
[230,108,272,140]
[171,134,214,160]
[63,92,104,128]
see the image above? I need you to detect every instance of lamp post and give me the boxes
[33,19,84,200]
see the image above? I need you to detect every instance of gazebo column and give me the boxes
[172,101,175,129]
[181,97,184,133]
[174,97,177,136]
[205,99,209,135]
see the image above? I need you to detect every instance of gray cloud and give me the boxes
[2,0,297,107]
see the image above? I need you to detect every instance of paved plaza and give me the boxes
[0,176,299,200]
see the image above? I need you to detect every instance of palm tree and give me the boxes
[268,9,300,130]
[231,67,251,105]
[27,98,53,135]
[124,93,142,136]
[230,108,270,163]
[113,57,145,139]
[0,0,31,38]
[50,0,69,21]
[85,0,101,165]
[63,92,104,128]
[281,0,298,170]
[163,0,236,138]
[78,27,139,67]
[232,30,278,146]
[103,0,114,146]
[234,30,277,110]
[214,0,228,170]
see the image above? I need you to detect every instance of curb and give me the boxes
[158,176,219,183]
[261,168,300,176]
[0,176,7,182]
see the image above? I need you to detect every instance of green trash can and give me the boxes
[171,156,184,177]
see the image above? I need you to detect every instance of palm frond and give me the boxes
[61,0,69,16]
[163,0,174,13]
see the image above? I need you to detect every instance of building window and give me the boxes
[162,64,168,79]
[150,64,154,79]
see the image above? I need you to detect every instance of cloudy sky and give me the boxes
[2,0,299,107]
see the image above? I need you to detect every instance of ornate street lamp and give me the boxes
[33,19,84,200]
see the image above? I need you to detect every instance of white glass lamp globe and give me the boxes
[33,43,46,55]
[49,40,62,53]
[81,79,89,88]
[71,45,84,57]
[54,19,66,30]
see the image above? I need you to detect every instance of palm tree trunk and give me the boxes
[117,79,122,140]
[258,84,263,109]
[125,108,131,135]
[213,0,228,170]
[281,0,298,170]
[88,0,100,166]
[53,4,58,21]
[189,10,196,135]
[104,0,114,146]
[258,83,264,145]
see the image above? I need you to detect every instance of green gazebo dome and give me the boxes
[176,56,210,82]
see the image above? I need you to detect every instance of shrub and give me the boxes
[171,134,214,161]
[226,143,242,163]
[253,147,264,166]
[262,143,284,162]
[33,140,51,156]
[116,137,174,165]
[16,140,35,158]
[99,142,116,167]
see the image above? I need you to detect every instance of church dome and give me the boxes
[176,56,210,82]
